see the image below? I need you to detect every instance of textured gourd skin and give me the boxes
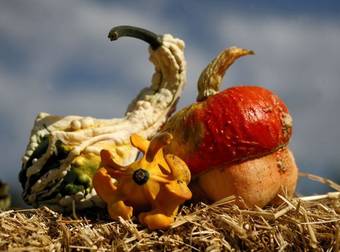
[19,27,187,210]
[193,147,298,208]
[163,86,292,175]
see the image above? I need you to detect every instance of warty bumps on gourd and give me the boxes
[19,26,187,211]
[161,47,299,208]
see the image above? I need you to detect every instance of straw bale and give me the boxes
[1,174,339,251]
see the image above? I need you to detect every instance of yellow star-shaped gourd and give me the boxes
[93,133,192,230]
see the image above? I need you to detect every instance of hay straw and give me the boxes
[299,172,340,192]
[1,173,339,251]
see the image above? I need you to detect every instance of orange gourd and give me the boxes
[93,133,192,230]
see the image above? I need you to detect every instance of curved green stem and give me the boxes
[197,47,254,101]
[108,25,163,50]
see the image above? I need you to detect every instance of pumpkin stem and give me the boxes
[108,25,163,50]
[196,47,254,102]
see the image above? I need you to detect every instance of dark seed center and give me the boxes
[132,168,149,185]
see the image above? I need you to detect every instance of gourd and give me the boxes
[93,133,191,230]
[161,47,299,208]
[0,180,11,210]
[19,26,187,210]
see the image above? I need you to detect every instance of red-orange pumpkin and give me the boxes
[161,47,299,207]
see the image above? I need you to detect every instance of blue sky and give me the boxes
[1,0,339,206]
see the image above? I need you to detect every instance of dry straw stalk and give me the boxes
[0,173,339,251]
